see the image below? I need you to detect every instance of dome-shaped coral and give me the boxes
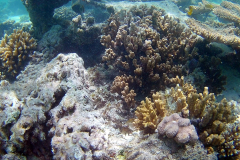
[157,113,198,143]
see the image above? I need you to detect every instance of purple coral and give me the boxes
[157,113,198,143]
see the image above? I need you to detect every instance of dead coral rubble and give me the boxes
[101,5,197,106]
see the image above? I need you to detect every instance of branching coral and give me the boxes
[101,6,197,104]
[213,1,240,25]
[186,18,240,49]
[111,75,136,107]
[0,29,37,80]
[219,122,240,158]
[134,76,239,157]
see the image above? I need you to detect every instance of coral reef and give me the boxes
[157,113,198,143]
[218,122,240,158]
[186,18,240,49]
[37,25,64,60]
[213,1,240,25]
[0,53,218,159]
[110,75,136,107]
[125,134,217,160]
[134,77,239,158]
[101,5,197,105]
[0,53,90,158]
[0,29,37,80]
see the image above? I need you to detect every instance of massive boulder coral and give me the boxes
[101,5,197,105]
[0,29,37,80]
[157,113,198,144]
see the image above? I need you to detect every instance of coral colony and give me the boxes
[0,0,240,159]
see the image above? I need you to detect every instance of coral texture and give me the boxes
[186,18,240,49]
[157,113,198,143]
[101,5,197,105]
[0,53,217,159]
[213,1,240,25]
[0,29,37,79]
[134,77,239,158]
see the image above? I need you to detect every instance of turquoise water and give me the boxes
[0,0,28,23]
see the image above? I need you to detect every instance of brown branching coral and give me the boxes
[134,76,190,132]
[213,1,240,25]
[0,29,37,80]
[101,5,197,102]
[186,18,240,49]
[134,76,239,157]
[219,122,240,158]
[111,75,136,107]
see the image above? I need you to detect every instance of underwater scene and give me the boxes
[0,0,240,159]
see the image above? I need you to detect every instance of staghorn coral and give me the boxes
[157,113,198,143]
[0,29,37,80]
[101,6,197,103]
[186,18,240,49]
[213,1,240,25]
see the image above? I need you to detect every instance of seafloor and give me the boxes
[0,0,240,159]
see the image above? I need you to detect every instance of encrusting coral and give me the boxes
[101,5,197,106]
[0,29,37,80]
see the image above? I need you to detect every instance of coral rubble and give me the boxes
[0,29,37,80]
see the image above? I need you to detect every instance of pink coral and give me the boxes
[157,113,198,143]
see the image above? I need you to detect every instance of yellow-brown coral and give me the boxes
[0,29,37,79]
[134,76,239,157]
